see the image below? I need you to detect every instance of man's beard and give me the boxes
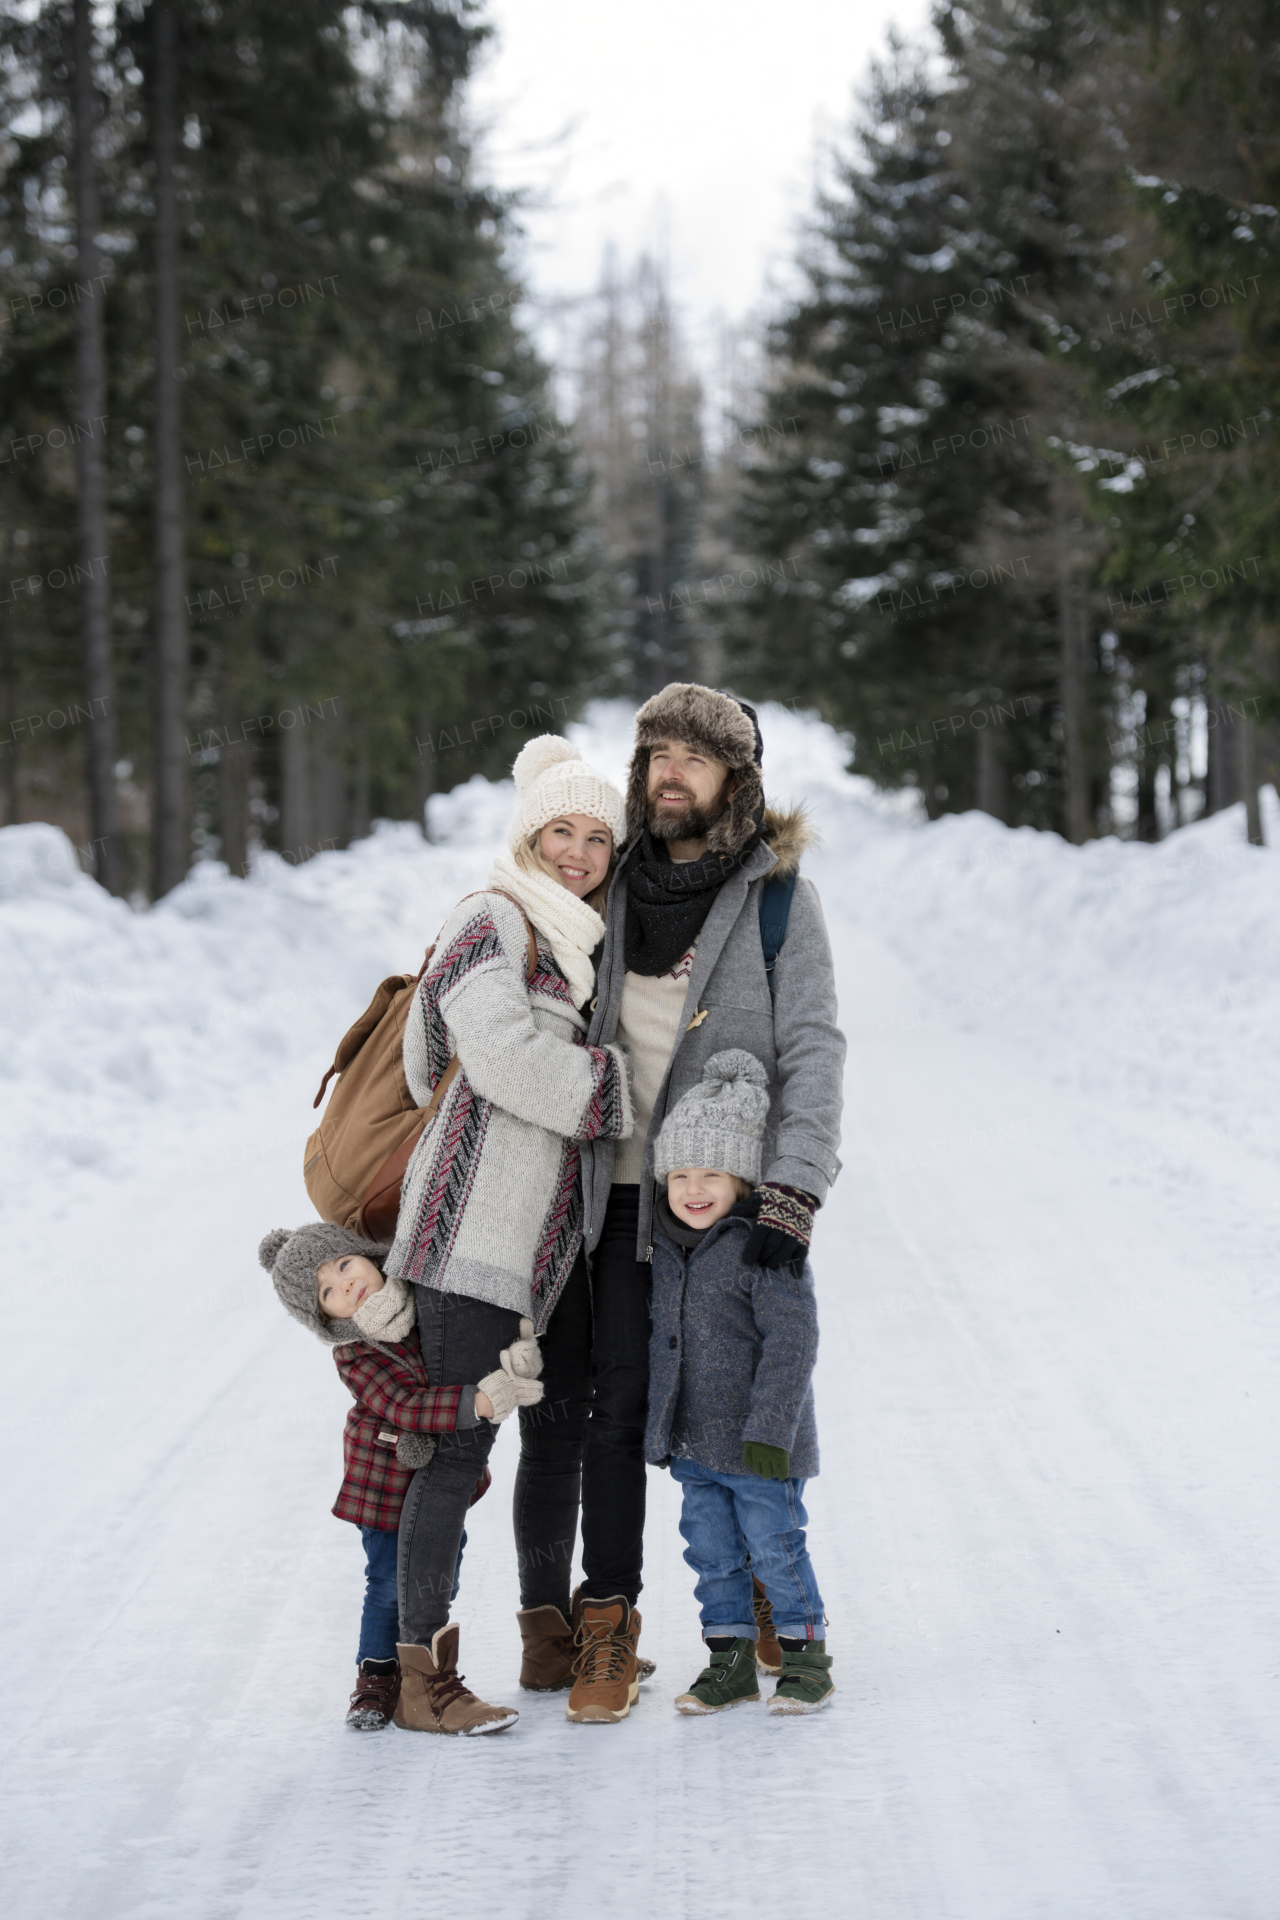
[646,786,729,846]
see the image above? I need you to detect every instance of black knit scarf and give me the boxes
[622,827,759,977]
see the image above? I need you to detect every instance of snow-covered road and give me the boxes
[3,707,1276,1919]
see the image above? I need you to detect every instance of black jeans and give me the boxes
[580,1185,653,1605]
[513,1251,591,1612]
[398,1256,591,1644]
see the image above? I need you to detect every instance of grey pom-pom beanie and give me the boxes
[258,1223,391,1348]
[654,1048,769,1184]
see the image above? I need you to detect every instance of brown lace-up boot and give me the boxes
[565,1596,642,1723]
[566,1585,656,1684]
[752,1575,782,1676]
[515,1605,575,1691]
[345,1657,401,1730]
[394,1626,519,1736]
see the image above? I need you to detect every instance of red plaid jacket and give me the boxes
[331,1330,489,1530]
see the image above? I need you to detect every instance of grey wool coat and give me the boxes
[582,806,846,1259]
[645,1213,820,1479]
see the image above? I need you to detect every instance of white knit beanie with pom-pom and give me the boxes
[507,735,626,854]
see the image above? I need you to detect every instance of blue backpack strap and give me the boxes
[759,869,798,1000]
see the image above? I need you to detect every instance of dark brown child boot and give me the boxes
[516,1604,576,1691]
[346,1657,401,1730]
[394,1627,519,1736]
[753,1575,782,1676]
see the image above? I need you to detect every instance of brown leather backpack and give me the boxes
[303,891,537,1239]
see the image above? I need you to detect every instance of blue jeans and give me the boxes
[669,1457,825,1641]
[358,1525,465,1665]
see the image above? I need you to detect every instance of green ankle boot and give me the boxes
[673,1638,762,1715]
[768,1640,835,1714]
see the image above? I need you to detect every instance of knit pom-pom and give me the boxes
[258,1227,292,1272]
[396,1432,437,1469]
[702,1048,768,1091]
[512,734,579,792]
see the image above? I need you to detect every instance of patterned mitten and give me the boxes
[477,1367,544,1424]
[742,1441,790,1481]
[741,1184,817,1270]
[502,1317,543,1380]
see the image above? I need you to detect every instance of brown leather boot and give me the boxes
[516,1604,575,1691]
[568,1585,656,1683]
[345,1658,401,1730]
[393,1626,519,1736]
[753,1575,782,1676]
[565,1596,642,1723]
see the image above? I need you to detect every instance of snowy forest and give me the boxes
[3,7,1277,1918]
[2,0,1278,895]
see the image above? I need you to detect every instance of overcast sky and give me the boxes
[468,0,932,378]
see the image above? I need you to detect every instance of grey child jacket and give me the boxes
[581,807,846,1260]
[645,1212,820,1479]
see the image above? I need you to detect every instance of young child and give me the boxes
[259,1222,543,1733]
[644,1049,833,1715]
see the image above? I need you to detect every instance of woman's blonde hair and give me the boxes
[516,820,616,915]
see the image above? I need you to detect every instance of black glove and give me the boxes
[740,1183,817,1271]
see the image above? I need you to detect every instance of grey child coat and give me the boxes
[645,1212,820,1480]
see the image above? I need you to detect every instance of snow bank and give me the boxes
[825,781,1280,1160]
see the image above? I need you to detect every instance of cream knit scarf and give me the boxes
[343,1270,415,1345]
[486,851,604,1009]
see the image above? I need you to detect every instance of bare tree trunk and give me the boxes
[1,664,19,824]
[415,711,436,838]
[217,728,249,877]
[349,751,371,843]
[1206,686,1236,815]
[72,0,122,894]
[279,721,312,861]
[1240,713,1264,846]
[975,723,1005,820]
[1135,693,1161,841]
[1056,511,1089,844]
[150,0,188,897]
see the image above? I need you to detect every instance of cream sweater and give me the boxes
[612,942,696,1184]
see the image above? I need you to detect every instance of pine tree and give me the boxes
[724,44,1051,821]
[1074,0,1280,838]
[0,1,607,882]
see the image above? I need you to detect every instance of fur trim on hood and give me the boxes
[626,683,764,858]
[761,804,814,879]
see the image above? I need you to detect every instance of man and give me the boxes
[565,682,846,1723]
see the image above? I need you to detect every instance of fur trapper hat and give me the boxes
[655,1048,770,1185]
[508,734,626,854]
[626,684,764,857]
[258,1222,391,1348]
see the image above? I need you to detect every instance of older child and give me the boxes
[260,1221,542,1734]
[644,1050,833,1715]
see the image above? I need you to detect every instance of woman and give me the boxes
[386,734,635,1733]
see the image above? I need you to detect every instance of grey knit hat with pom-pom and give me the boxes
[258,1222,391,1347]
[654,1048,770,1184]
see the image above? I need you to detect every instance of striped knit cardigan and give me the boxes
[387,889,633,1331]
